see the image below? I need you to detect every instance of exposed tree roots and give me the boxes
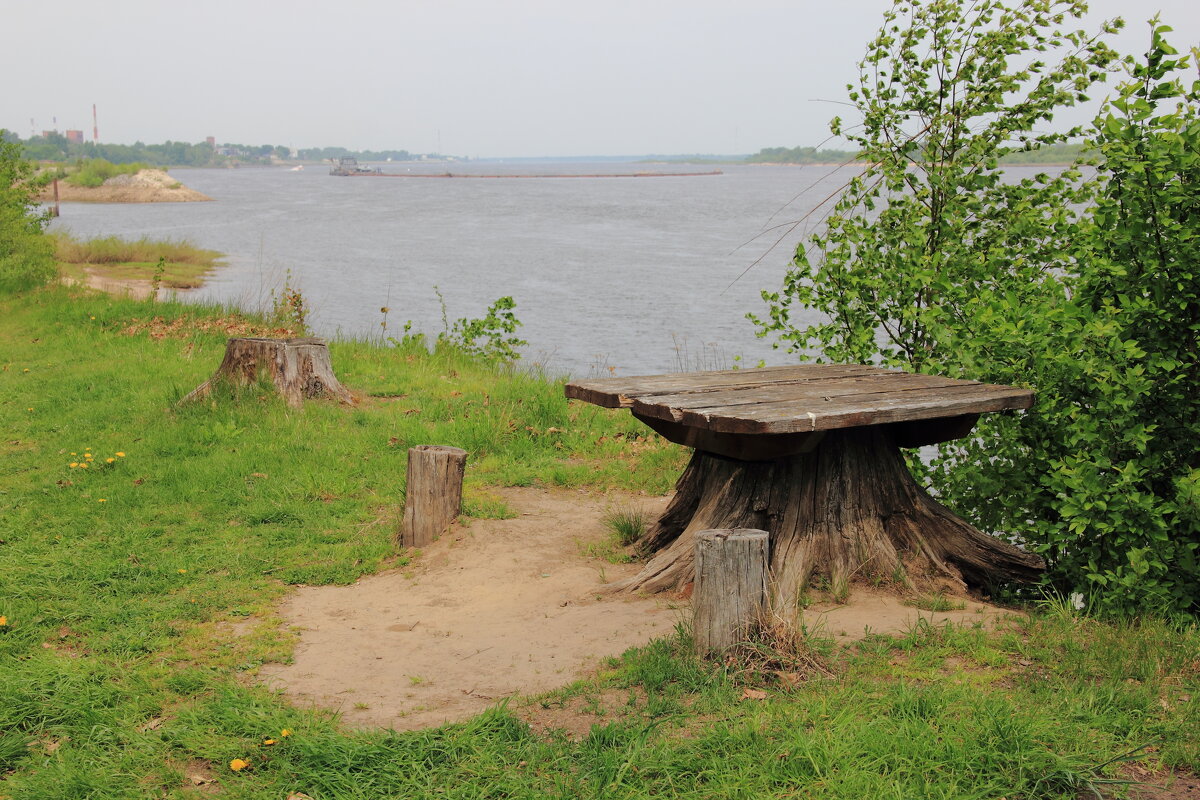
[611,427,1043,609]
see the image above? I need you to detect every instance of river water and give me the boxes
[49,161,862,377]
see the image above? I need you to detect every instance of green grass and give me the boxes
[50,233,224,289]
[585,504,653,562]
[1,285,1197,799]
[602,505,651,548]
[907,592,968,612]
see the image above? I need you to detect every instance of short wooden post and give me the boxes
[693,528,769,656]
[399,446,468,548]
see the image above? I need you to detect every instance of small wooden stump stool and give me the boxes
[180,337,353,408]
[693,528,769,656]
[399,446,468,548]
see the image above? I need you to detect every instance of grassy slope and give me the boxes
[1,286,1197,799]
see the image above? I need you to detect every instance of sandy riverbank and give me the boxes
[38,168,212,203]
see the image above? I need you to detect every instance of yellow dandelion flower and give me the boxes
[27,408,33,412]
[98,499,107,503]
[70,463,79,468]
[0,616,8,627]
[85,454,94,460]
[71,452,77,456]
[106,458,115,464]
[116,452,126,458]
[280,729,292,738]
[177,569,187,574]
[229,758,250,772]
[262,738,277,746]
[79,463,89,469]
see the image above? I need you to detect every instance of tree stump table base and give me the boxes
[614,427,1043,608]
[566,365,1044,612]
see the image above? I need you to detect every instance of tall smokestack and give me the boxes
[92,104,99,143]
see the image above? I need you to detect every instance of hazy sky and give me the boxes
[4,0,1198,158]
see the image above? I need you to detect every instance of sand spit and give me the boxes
[39,169,212,203]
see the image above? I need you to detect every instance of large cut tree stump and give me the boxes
[399,446,468,548]
[180,337,353,408]
[566,365,1044,609]
[693,529,769,656]
[615,427,1044,608]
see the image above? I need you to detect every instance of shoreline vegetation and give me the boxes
[1,281,1197,798]
[51,233,223,296]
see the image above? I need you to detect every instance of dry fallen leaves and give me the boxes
[774,670,804,689]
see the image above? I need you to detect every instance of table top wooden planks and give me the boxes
[565,365,1033,436]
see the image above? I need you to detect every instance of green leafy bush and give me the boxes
[424,289,527,363]
[442,295,527,363]
[753,2,1198,614]
[386,293,529,365]
[64,158,151,188]
[1031,21,1198,613]
[0,132,56,293]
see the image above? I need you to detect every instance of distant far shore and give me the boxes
[747,161,868,167]
[746,159,1079,168]
[37,169,212,204]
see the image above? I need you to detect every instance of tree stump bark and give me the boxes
[180,337,353,408]
[693,529,769,656]
[614,427,1044,608]
[399,446,468,548]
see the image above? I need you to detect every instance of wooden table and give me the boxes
[565,365,1044,604]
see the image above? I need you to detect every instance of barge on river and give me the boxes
[327,158,723,179]
[329,157,382,176]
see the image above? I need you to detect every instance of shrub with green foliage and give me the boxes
[410,289,529,364]
[0,131,55,293]
[1020,22,1198,614]
[64,158,152,188]
[754,2,1198,614]
[443,295,527,363]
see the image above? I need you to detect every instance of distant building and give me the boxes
[65,130,84,143]
[206,136,216,147]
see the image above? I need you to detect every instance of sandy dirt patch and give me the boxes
[38,169,212,203]
[260,486,1020,733]
[797,588,1014,641]
[260,488,681,731]
[62,268,160,300]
